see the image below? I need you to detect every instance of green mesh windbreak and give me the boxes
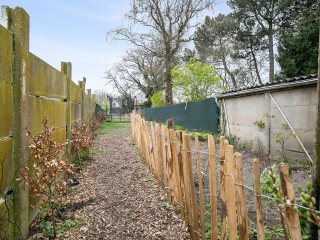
[138,97,219,133]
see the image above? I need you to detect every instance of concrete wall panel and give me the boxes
[0,198,13,239]
[0,83,13,138]
[70,81,82,103]
[0,25,13,84]
[71,102,82,123]
[28,53,67,99]
[233,94,265,110]
[272,88,316,107]
[53,128,67,143]
[28,97,66,134]
[0,138,13,196]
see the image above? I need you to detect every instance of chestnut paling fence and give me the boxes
[130,112,316,240]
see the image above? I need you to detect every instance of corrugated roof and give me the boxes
[217,74,318,99]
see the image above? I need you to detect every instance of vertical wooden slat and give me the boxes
[225,144,237,239]
[136,117,141,150]
[220,137,228,240]
[155,124,163,187]
[195,133,206,240]
[253,158,264,240]
[144,123,152,170]
[182,132,194,239]
[208,135,217,240]
[165,127,174,200]
[134,114,138,143]
[234,152,249,240]
[150,123,156,173]
[141,119,146,160]
[161,126,167,186]
[169,129,178,205]
[148,123,154,172]
[176,131,186,220]
[141,121,147,163]
[279,163,302,240]
[146,122,151,170]
[185,134,199,240]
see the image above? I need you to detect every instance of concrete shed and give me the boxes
[217,75,317,164]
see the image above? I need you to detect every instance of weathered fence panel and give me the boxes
[0,6,96,239]
[28,53,67,99]
[0,24,14,200]
[28,97,67,134]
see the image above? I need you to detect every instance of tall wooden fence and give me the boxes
[130,112,305,240]
[0,6,95,238]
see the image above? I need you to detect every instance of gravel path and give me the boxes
[64,127,190,239]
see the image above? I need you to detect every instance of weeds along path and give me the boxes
[68,124,190,239]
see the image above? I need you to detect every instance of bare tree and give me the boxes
[105,46,166,107]
[93,89,110,107]
[108,0,215,105]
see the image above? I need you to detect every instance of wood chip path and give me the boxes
[64,127,190,239]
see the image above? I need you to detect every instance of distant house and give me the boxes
[217,74,317,163]
[109,96,134,115]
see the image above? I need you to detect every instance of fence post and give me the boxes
[225,144,237,239]
[5,6,31,238]
[155,124,163,187]
[234,152,249,240]
[195,133,206,240]
[182,132,194,239]
[150,123,156,174]
[208,135,217,240]
[164,127,171,188]
[176,131,186,221]
[279,163,302,240]
[220,137,228,240]
[87,89,91,122]
[78,80,85,122]
[161,126,167,186]
[167,129,177,205]
[253,158,264,240]
[169,129,182,212]
[61,62,72,140]
[185,134,199,240]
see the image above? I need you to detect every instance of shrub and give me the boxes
[89,117,100,140]
[97,112,107,122]
[70,121,93,166]
[18,119,74,238]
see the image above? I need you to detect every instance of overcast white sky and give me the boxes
[1,0,230,94]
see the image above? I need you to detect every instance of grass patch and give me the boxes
[99,121,131,135]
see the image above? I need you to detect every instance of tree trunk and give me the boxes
[222,57,237,89]
[165,74,173,105]
[268,22,274,83]
[308,16,320,240]
[249,40,262,85]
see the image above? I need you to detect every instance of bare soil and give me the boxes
[190,138,312,238]
[42,126,190,239]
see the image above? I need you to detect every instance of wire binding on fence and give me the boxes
[130,113,320,239]
[231,176,320,216]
